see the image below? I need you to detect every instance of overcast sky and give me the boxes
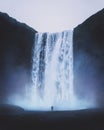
[0,0,104,32]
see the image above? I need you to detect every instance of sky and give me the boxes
[0,0,104,32]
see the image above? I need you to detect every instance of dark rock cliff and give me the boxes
[0,9,104,106]
[0,12,37,102]
[73,9,104,107]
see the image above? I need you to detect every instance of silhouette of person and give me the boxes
[51,106,54,111]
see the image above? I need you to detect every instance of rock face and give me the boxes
[0,12,37,102]
[0,104,24,114]
[73,9,104,107]
[0,9,104,107]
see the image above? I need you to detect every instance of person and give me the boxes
[51,106,54,111]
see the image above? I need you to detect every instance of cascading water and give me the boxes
[30,30,77,110]
[8,30,95,110]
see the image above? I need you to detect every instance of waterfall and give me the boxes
[8,30,95,110]
[30,30,77,110]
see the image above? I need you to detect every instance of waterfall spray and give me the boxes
[8,30,95,110]
[30,30,77,110]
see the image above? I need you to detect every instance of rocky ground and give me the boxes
[0,104,104,130]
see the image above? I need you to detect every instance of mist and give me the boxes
[7,31,96,111]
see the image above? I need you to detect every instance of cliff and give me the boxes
[73,8,104,106]
[0,12,37,102]
[0,9,104,106]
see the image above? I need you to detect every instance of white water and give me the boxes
[8,30,95,110]
[30,30,78,110]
